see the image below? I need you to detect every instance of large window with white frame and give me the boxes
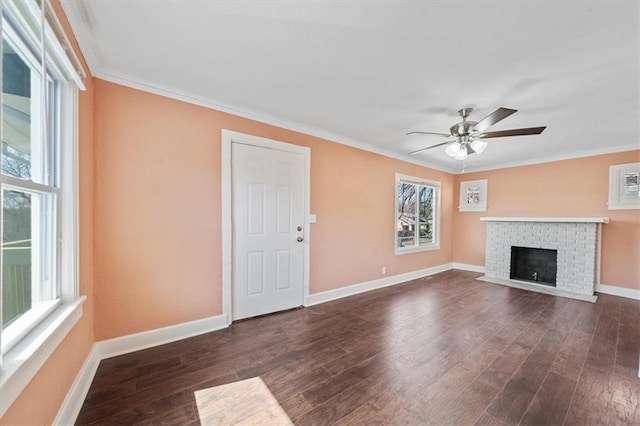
[1,0,84,412]
[2,11,61,353]
[395,174,441,254]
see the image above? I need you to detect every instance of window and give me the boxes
[1,0,85,415]
[395,174,441,254]
[2,19,61,354]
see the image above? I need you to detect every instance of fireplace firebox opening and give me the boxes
[510,246,558,286]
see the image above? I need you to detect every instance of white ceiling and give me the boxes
[61,1,639,173]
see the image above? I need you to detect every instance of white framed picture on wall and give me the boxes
[608,162,640,210]
[459,179,488,212]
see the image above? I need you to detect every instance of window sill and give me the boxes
[0,296,86,417]
[395,244,441,256]
[2,300,61,356]
[607,202,640,210]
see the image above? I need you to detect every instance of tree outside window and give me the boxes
[396,175,440,253]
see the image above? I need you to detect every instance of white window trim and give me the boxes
[395,173,441,255]
[0,82,83,418]
[0,297,85,417]
[5,0,85,89]
[0,0,84,417]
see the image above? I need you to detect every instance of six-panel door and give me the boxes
[232,143,305,320]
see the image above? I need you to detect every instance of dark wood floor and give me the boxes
[77,270,640,425]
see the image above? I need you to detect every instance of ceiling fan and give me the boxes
[407,107,546,160]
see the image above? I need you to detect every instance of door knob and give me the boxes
[297,236,304,242]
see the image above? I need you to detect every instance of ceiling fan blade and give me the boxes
[408,141,453,155]
[479,126,546,138]
[471,107,518,133]
[406,131,451,137]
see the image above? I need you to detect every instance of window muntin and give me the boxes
[396,175,440,253]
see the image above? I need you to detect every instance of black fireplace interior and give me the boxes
[510,246,558,286]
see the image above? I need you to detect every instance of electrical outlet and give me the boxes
[381,266,387,275]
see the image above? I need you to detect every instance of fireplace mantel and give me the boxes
[480,217,609,224]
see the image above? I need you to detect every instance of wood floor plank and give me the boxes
[548,327,593,380]
[476,325,545,391]
[133,403,198,426]
[474,411,510,426]
[517,313,595,426]
[563,368,634,425]
[235,342,347,380]
[333,389,404,425]
[614,322,640,381]
[280,394,313,421]
[75,271,640,425]
[428,381,502,426]
[484,297,584,424]
[583,313,619,374]
[264,366,332,403]
[85,390,192,425]
[518,371,577,426]
[401,293,542,421]
[296,375,387,425]
[77,372,239,425]
[301,355,385,406]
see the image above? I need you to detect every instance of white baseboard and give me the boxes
[52,345,100,426]
[96,314,228,359]
[54,314,228,424]
[304,263,453,306]
[452,262,485,273]
[596,283,640,301]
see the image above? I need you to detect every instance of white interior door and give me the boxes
[232,142,305,320]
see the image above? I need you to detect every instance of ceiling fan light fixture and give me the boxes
[470,139,488,154]
[407,107,545,161]
[445,142,461,157]
[466,144,476,155]
[454,149,468,160]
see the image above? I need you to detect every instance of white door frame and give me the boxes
[221,129,311,325]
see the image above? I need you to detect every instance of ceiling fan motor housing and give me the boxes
[450,108,478,137]
[450,121,478,137]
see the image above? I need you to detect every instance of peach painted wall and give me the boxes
[0,2,96,423]
[93,79,455,340]
[452,150,640,289]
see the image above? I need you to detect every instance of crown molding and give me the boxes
[93,68,640,177]
[455,145,639,175]
[59,0,102,75]
[91,69,458,174]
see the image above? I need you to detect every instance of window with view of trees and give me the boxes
[395,175,440,253]
[1,0,82,364]
[1,0,83,411]
[2,35,59,332]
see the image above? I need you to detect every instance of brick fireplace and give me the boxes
[479,217,609,302]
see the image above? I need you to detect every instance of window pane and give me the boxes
[2,189,32,327]
[418,186,434,245]
[2,188,56,328]
[397,182,416,248]
[2,38,46,183]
